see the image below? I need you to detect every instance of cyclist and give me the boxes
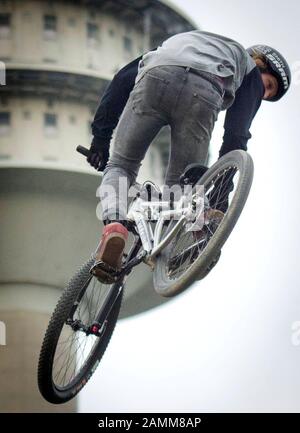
[87,30,291,283]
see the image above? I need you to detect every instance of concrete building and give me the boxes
[0,0,196,412]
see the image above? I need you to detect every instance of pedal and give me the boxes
[180,163,208,186]
[90,260,120,284]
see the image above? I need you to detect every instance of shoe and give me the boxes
[91,222,129,284]
[204,208,224,225]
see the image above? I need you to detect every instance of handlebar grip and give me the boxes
[76,145,90,157]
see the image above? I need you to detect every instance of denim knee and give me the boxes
[103,161,137,186]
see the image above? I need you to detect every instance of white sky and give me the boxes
[80,0,300,412]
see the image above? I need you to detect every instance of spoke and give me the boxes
[61,337,80,386]
[54,332,77,385]
[212,173,225,206]
[207,168,237,209]
[206,224,216,238]
[93,281,104,319]
[76,279,93,322]
[53,333,76,367]
[52,272,119,389]
[78,277,95,323]
[85,280,95,324]
[73,335,88,378]
[61,332,88,386]
[165,166,238,281]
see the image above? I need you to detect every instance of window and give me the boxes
[44,113,57,136]
[44,113,56,126]
[123,36,132,54]
[43,14,57,39]
[0,59,7,84]
[0,111,10,135]
[22,11,32,21]
[88,9,97,20]
[68,17,76,27]
[0,13,11,38]
[43,58,57,64]
[46,99,54,109]
[0,96,8,106]
[23,111,31,120]
[69,114,76,124]
[87,22,99,45]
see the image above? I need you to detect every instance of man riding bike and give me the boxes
[87,30,291,283]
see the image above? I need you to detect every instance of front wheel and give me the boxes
[38,256,124,404]
[153,150,254,297]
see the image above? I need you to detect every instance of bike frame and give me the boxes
[126,186,205,268]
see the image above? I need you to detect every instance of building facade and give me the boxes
[0,0,196,412]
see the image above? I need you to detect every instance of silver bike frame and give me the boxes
[126,188,204,267]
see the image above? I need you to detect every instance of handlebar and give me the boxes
[76,145,90,157]
[76,145,105,172]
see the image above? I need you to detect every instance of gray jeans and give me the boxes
[100,65,223,221]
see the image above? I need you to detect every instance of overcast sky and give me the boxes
[80,0,300,412]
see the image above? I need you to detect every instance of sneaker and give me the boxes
[91,222,129,284]
[204,208,224,225]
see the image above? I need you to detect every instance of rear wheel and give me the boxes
[153,150,253,297]
[38,256,124,404]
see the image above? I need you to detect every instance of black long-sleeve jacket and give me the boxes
[91,55,264,158]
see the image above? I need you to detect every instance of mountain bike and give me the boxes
[38,147,253,403]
